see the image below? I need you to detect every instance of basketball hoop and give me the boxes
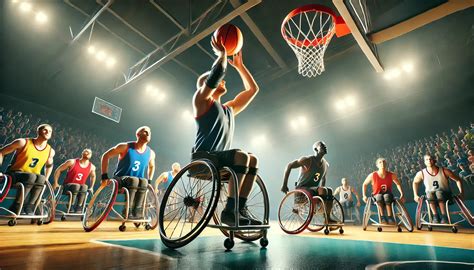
[281,5,350,77]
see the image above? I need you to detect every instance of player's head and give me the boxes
[423,154,436,168]
[37,124,52,140]
[197,72,227,99]
[312,141,327,156]
[82,148,92,160]
[375,157,387,170]
[341,178,347,185]
[172,162,181,173]
[136,126,151,143]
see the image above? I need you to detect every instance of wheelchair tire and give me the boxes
[278,189,313,234]
[159,160,221,249]
[38,181,56,225]
[144,184,159,230]
[362,200,371,231]
[307,196,326,232]
[0,175,12,203]
[394,199,413,232]
[83,179,118,232]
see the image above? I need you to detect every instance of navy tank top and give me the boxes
[296,156,328,188]
[193,101,234,152]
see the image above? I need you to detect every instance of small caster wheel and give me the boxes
[452,227,458,233]
[8,219,16,226]
[37,220,43,226]
[119,225,126,232]
[224,238,234,250]
[134,222,141,228]
[363,227,367,231]
[260,238,269,248]
[31,219,36,224]
[397,227,402,232]
[428,226,432,231]
[145,224,152,230]
[61,216,66,221]
[377,227,382,232]
[324,229,330,235]
[339,228,344,234]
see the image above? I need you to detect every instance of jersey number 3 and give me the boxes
[29,158,39,168]
[75,173,83,181]
[132,161,141,172]
[313,173,321,183]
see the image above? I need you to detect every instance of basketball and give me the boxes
[213,24,243,56]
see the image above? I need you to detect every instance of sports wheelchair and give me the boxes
[362,196,413,232]
[158,159,270,251]
[54,185,93,221]
[278,187,345,235]
[82,179,158,232]
[416,195,473,233]
[0,174,55,226]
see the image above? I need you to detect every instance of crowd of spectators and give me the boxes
[0,104,113,177]
[338,123,474,201]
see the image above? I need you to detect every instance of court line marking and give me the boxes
[91,239,177,261]
[366,260,474,270]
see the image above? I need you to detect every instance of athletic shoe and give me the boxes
[24,204,35,215]
[239,206,262,225]
[387,216,396,225]
[221,210,250,226]
[432,215,440,224]
[380,216,388,224]
[440,215,448,224]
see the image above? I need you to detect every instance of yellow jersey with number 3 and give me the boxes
[8,139,51,174]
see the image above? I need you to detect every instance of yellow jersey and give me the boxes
[8,139,51,174]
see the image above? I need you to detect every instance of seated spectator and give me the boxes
[458,163,471,180]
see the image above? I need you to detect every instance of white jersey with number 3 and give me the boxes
[422,167,450,193]
[339,186,352,203]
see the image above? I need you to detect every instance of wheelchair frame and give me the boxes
[54,185,93,221]
[362,196,413,232]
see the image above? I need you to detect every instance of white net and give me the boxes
[282,10,336,77]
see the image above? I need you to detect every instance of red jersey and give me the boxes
[372,171,393,194]
[64,159,92,185]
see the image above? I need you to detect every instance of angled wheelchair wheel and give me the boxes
[362,199,372,231]
[278,189,313,234]
[329,198,344,231]
[416,196,428,230]
[83,180,118,232]
[307,196,326,232]
[144,184,159,230]
[0,175,12,203]
[213,174,269,241]
[36,181,55,225]
[453,195,474,226]
[159,160,221,249]
[394,199,413,232]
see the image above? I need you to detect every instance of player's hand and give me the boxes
[211,36,226,57]
[414,195,420,203]
[399,195,405,203]
[0,172,3,178]
[88,188,94,193]
[458,192,464,200]
[281,185,289,194]
[52,182,59,190]
[356,201,361,208]
[362,195,368,203]
[228,50,243,69]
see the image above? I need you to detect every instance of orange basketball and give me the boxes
[213,24,243,56]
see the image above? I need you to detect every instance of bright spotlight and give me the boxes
[383,68,401,80]
[87,45,96,54]
[145,85,154,93]
[344,95,356,107]
[35,11,48,23]
[106,57,116,68]
[148,90,157,97]
[95,51,106,61]
[182,110,193,121]
[297,115,307,125]
[12,0,19,4]
[251,134,267,147]
[401,62,414,73]
[19,2,32,12]
[335,100,345,111]
[157,93,166,102]
[290,120,298,130]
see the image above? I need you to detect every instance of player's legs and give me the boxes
[383,193,395,224]
[426,191,440,223]
[117,176,139,218]
[133,178,148,218]
[222,150,251,226]
[237,153,262,225]
[26,174,46,215]
[64,183,81,213]
[321,187,337,223]
[435,191,451,224]
[75,184,88,213]
[374,194,387,224]
[10,172,36,214]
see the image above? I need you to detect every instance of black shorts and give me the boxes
[297,186,323,197]
[191,149,240,168]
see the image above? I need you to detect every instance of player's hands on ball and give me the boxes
[228,51,243,69]
[281,185,289,194]
[211,36,226,57]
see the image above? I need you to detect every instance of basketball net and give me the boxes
[282,10,336,77]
